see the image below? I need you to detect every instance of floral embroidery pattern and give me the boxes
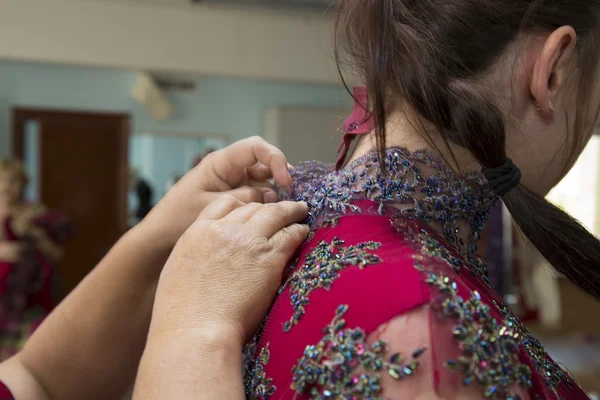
[402,219,575,398]
[245,343,277,399]
[279,147,496,255]
[418,267,532,399]
[496,301,574,397]
[396,218,492,287]
[281,238,382,332]
[291,304,426,399]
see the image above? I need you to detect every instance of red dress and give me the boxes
[0,382,13,399]
[243,148,589,400]
[0,209,71,361]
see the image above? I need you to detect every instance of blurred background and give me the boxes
[0,0,598,395]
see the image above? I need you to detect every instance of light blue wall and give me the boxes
[0,60,348,152]
[0,60,349,203]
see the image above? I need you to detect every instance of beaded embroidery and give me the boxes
[291,304,426,399]
[495,301,574,397]
[396,218,493,288]
[418,267,532,399]
[280,238,382,332]
[395,215,576,398]
[280,147,496,255]
[245,343,277,399]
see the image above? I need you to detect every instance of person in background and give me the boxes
[134,179,154,223]
[164,172,183,195]
[0,159,70,361]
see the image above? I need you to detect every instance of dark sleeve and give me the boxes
[32,212,73,243]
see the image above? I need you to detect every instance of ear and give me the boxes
[530,26,577,118]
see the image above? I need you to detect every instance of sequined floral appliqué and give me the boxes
[405,223,573,399]
[280,147,496,256]
[395,218,492,288]
[419,267,532,399]
[245,343,277,399]
[291,305,426,400]
[281,238,382,332]
[496,301,574,397]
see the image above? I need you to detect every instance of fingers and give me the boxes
[247,162,293,184]
[228,186,277,204]
[197,195,244,220]
[202,186,276,206]
[270,223,310,259]
[222,202,263,223]
[247,202,309,238]
[246,163,273,182]
[208,137,292,189]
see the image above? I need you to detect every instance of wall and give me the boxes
[264,107,351,165]
[0,59,350,200]
[0,0,337,83]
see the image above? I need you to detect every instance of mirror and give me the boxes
[128,131,230,226]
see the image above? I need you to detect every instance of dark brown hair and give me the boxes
[334,0,600,300]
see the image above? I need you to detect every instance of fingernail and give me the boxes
[264,190,278,203]
[302,225,310,237]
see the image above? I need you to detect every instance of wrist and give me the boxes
[148,323,244,351]
[127,222,173,258]
[136,324,244,399]
[134,210,182,252]
[118,225,172,278]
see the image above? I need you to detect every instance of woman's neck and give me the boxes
[348,109,482,175]
[339,110,493,256]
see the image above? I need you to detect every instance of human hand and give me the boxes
[0,242,31,263]
[148,196,309,346]
[139,136,293,250]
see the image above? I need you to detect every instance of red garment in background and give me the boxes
[0,211,71,360]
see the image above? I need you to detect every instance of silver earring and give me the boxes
[535,100,555,112]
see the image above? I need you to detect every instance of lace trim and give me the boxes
[281,147,496,255]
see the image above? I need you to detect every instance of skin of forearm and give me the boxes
[133,328,245,400]
[15,222,172,400]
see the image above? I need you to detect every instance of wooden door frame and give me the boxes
[12,107,131,233]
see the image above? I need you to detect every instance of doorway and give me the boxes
[13,108,130,298]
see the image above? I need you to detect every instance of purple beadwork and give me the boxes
[280,147,496,256]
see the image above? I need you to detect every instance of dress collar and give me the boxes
[283,147,497,255]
